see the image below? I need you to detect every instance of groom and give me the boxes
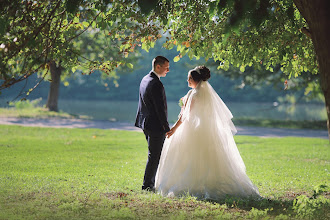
[135,56,170,191]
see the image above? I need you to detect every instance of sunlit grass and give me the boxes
[0,98,90,119]
[0,125,329,219]
[0,106,82,118]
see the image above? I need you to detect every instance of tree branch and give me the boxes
[66,11,102,44]
[301,27,312,38]
[6,0,63,61]
[0,62,47,90]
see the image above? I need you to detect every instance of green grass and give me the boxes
[0,99,90,119]
[0,107,91,119]
[0,125,329,219]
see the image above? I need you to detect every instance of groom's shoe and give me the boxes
[142,186,156,193]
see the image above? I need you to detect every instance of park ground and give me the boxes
[0,116,329,219]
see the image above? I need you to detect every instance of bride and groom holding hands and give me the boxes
[135,56,260,200]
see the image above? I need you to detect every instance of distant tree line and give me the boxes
[1,43,321,105]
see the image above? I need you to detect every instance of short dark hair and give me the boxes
[152,56,169,69]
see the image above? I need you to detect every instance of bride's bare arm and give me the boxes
[166,96,195,138]
[166,116,182,138]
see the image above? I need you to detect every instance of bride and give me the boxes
[155,66,260,200]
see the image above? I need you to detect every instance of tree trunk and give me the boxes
[294,0,330,140]
[46,61,62,112]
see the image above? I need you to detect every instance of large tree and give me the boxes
[124,0,329,138]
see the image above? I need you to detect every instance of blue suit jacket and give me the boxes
[135,71,170,134]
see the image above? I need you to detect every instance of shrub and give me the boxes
[293,184,329,219]
[9,98,43,109]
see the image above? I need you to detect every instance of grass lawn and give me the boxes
[0,125,329,219]
[0,107,90,120]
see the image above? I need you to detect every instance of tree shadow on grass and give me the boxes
[204,191,329,219]
[210,196,293,216]
[105,189,329,219]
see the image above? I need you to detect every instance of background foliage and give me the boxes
[1,39,322,104]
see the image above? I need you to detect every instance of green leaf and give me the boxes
[73,16,79,24]
[188,50,193,60]
[167,43,174,50]
[92,21,96,29]
[126,63,134,69]
[82,21,89,28]
[71,66,77,73]
[173,56,180,62]
[181,48,188,56]
[141,43,149,52]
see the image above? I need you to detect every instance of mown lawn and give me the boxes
[0,125,328,219]
[0,106,90,119]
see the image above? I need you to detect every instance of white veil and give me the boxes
[181,81,237,135]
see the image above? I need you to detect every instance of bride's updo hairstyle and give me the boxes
[190,65,211,82]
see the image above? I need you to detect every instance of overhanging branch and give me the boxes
[301,27,312,38]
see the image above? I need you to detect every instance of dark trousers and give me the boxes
[142,130,166,190]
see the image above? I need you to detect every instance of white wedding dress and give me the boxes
[155,81,260,200]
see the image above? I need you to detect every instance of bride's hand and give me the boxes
[166,127,176,138]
